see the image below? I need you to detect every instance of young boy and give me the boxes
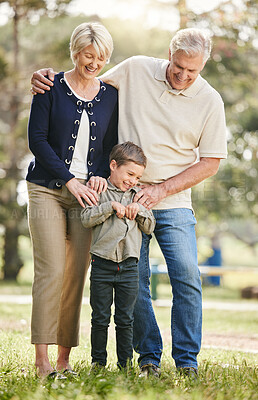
[81,141,155,370]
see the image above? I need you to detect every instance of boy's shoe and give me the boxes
[139,363,160,378]
[89,362,105,374]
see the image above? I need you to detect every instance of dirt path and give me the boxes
[1,295,258,354]
[202,332,258,353]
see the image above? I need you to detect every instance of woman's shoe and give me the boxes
[46,371,67,380]
[62,369,78,377]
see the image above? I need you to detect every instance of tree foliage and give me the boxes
[0,0,257,279]
[189,0,258,245]
[0,0,74,280]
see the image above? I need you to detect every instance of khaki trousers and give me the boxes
[27,181,91,347]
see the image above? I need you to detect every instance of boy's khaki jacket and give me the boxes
[81,181,155,263]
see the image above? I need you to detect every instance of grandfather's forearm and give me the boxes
[161,157,221,197]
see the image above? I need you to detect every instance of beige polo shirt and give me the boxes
[101,56,227,210]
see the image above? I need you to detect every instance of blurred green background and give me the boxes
[0,0,257,287]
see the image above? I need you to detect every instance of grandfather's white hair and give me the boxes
[169,28,212,63]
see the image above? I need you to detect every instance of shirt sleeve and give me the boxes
[135,204,156,235]
[81,201,114,228]
[95,101,118,178]
[100,57,132,89]
[198,93,228,159]
[28,90,75,183]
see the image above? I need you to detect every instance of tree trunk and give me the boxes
[3,223,23,280]
[178,0,188,29]
[2,0,21,281]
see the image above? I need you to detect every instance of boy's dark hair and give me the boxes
[109,141,147,168]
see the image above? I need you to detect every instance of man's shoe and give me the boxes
[139,364,160,378]
[178,367,198,380]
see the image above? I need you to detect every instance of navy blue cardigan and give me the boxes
[26,72,118,189]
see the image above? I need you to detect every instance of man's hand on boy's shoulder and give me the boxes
[134,183,167,209]
[112,201,125,218]
[125,203,139,220]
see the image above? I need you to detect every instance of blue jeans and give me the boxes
[90,255,139,368]
[133,208,202,370]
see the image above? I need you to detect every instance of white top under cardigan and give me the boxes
[64,76,89,179]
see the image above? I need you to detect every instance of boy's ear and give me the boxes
[110,159,117,171]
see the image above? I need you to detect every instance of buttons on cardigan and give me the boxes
[72,119,79,140]
[87,102,93,115]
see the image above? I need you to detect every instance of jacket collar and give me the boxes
[107,179,139,194]
[58,71,107,105]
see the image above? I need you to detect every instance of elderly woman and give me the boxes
[27,22,118,378]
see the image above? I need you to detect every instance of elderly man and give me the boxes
[31,28,227,378]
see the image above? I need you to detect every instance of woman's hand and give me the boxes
[66,178,99,208]
[87,176,108,194]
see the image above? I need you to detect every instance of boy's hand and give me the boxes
[125,203,140,220]
[112,201,125,218]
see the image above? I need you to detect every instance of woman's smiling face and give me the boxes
[74,44,106,81]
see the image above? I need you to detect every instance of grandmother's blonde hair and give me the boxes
[70,22,113,64]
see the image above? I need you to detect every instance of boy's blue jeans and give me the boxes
[90,255,139,368]
[133,208,202,370]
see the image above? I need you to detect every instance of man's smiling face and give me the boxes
[166,50,205,91]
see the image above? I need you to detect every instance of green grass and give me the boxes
[1,236,258,399]
[0,302,258,400]
[0,330,257,400]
